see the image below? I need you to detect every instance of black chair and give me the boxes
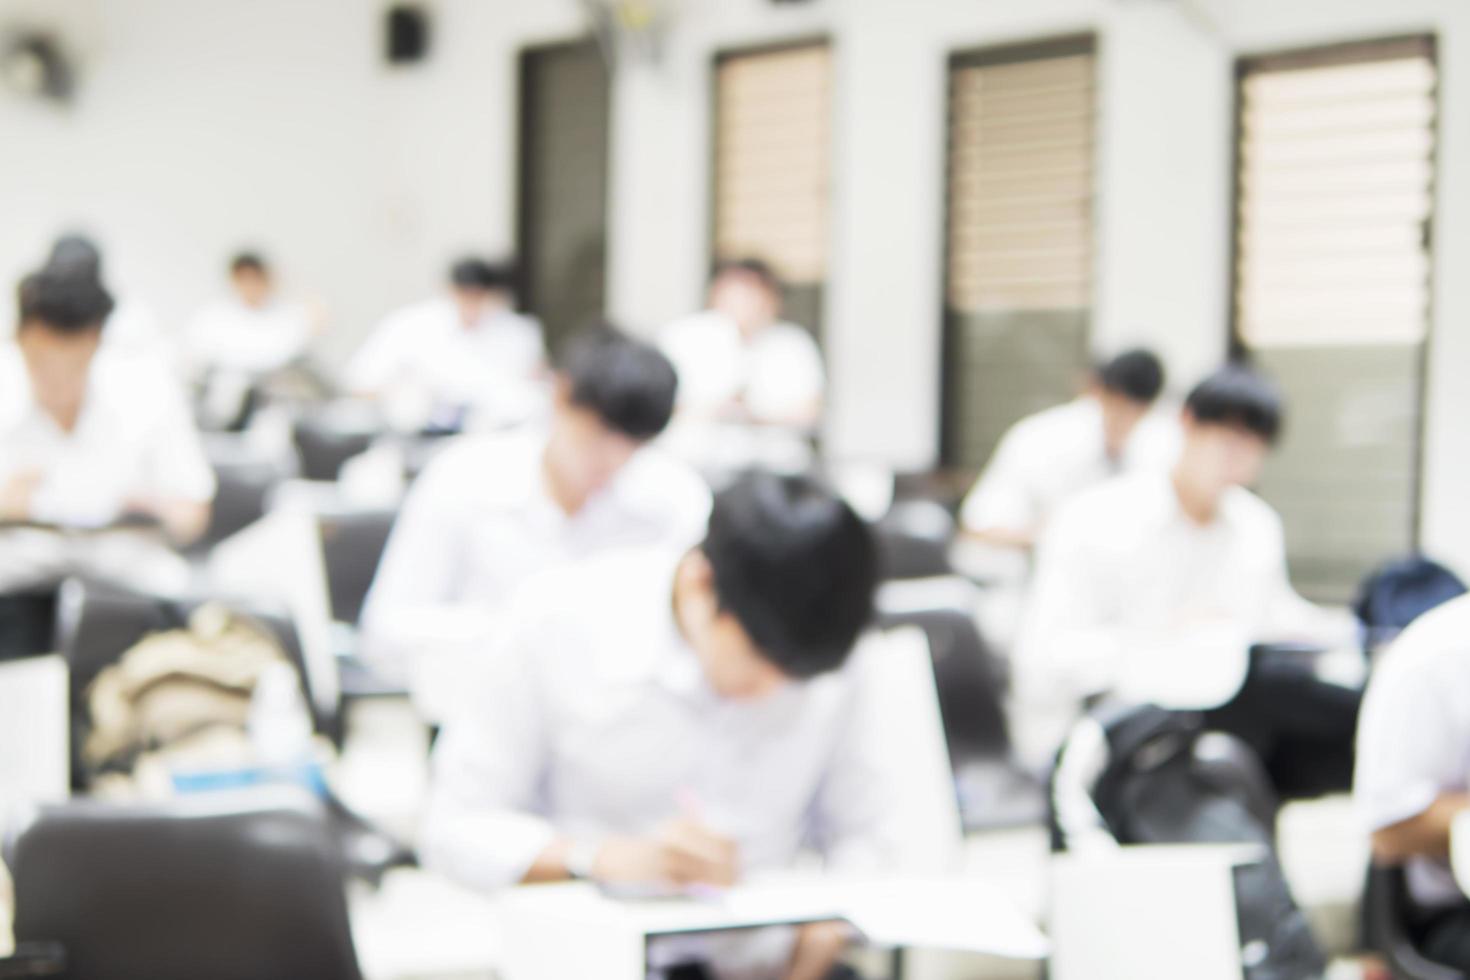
[1363,864,1465,980]
[1,789,364,980]
[873,499,956,581]
[185,456,283,556]
[51,577,414,882]
[292,411,381,482]
[317,509,397,626]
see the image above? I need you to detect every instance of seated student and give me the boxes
[185,251,318,381]
[658,258,825,475]
[960,348,1174,552]
[423,471,911,980]
[1356,594,1470,971]
[345,256,545,431]
[1013,363,1354,768]
[359,324,711,721]
[0,267,216,593]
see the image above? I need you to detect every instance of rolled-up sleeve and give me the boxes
[1355,652,1457,834]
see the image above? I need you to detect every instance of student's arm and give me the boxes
[419,640,560,891]
[1014,504,1125,703]
[132,374,216,545]
[343,316,408,396]
[958,429,1040,551]
[1259,514,1358,648]
[1356,648,1467,865]
[358,452,490,669]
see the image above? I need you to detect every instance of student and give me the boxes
[0,266,216,592]
[960,348,1173,552]
[1356,594,1470,971]
[359,324,711,721]
[423,471,908,980]
[39,233,166,358]
[658,258,824,475]
[185,251,316,380]
[345,256,545,431]
[1013,363,1353,768]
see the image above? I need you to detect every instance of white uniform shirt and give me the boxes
[1356,595,1470,910]
[959,398,1180,537]
[1014,471,1354,767]
[658,311,824,423]
[0,345,215,590]
[345,299,546,429]
[185,298,311,376]
[359,430,712,718]
[421,550,919,894]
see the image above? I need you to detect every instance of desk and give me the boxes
[496,875,1047,980]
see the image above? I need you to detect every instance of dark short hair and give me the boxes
[45,233,103,282]
[230,251,269,276]
[1185,362,1284,444]
[1097,348,1165,404]
[702,471,878,679]
[557,323,678,440]
[449,256,516,292]
[18,267,115,335]
[711,256,782,298]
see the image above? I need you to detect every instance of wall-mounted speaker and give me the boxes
[385,5,430,65]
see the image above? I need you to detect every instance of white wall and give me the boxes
[2,0,1467,570]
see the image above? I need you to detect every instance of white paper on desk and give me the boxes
[838,879,1049,961]
[0,654,69,815]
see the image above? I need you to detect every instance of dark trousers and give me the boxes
[1412,903,1470,972]
[0,589,59,660]
[1204,649,1362,800]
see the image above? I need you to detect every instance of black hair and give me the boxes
[1184,362,1284,444]
[45,233,103,283]
[701,471,878,679]
[1097,348,1165,404]
[449,256,516,293]
[17,267,115,335]
[230,251,269,276]
[557,322,678,440]
[711,256,783,298]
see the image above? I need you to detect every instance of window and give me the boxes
[1233,37,1436,598]
[712,40,831,333]
[941,37,1097,469]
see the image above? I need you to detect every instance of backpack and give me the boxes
[1050,704,1328,980]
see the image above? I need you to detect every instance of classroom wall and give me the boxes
[1,0,1466,572]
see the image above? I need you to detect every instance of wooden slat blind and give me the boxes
[1235,40,1437,346]
[946,43,1096,313]
[713,43,831,285]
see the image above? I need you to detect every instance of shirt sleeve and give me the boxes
[344,315,409,393]
[1356,649,1459,833]
[958,426,1037,535]
[1258,512,1359,648]
[745,329,825,423]
[807,635,959,876]
[419,620,559,892]
[141,373,216,504]
[359,451,488,669]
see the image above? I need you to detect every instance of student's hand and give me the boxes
[592,818,740,888]
[784,921,853,980]
[0,470,44,520]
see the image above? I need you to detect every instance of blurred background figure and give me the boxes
[184,250,324,430]
[658,258,825,478]
[345,256,546,434]
[0,264,215,594]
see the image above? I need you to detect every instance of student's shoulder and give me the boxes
[413,430,541,495]
[1220,486,1285,538]
[503,548,680,649]
[620,447,711,505]
[1374,595,1470,691]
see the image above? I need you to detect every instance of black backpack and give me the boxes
[1050,704,1327,980]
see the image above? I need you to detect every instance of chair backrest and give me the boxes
[188,457,283,555]
[292,413,380,482]
[5,788,363,980]
[1362,863,1465,980]
[52,578,324,786]
[317,509,397,626]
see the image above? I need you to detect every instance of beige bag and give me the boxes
[83,604,294,784]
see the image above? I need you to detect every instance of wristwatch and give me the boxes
[564,838,601,881]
